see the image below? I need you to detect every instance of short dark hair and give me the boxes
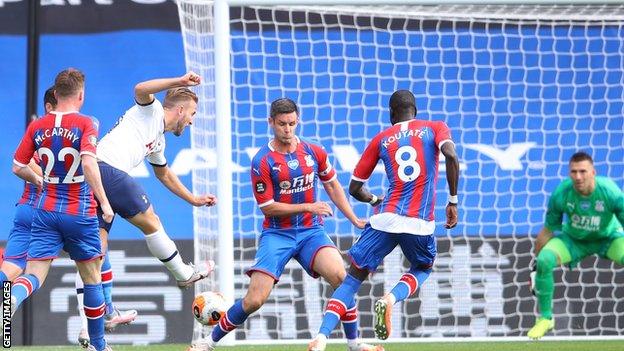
[270,98,299,118]
[570,151,593,164]
[389,90,417,117]
[54,68,84,98]
[44,86,57,108]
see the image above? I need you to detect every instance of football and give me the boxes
[192,291,227,326]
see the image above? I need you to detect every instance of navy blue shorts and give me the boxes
[3,204,34,269]
[246,226,337,282]
[349,224,436,272]
[97,161,151,232]
[29,209,102,262]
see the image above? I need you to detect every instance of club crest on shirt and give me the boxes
[595,200,604,212]
[304,155,315,167]
[580,201,590,211]
[287,159,299,170]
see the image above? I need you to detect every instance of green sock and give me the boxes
[535,249,557,319]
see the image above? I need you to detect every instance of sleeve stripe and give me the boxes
[438,139,454,150]
[258,199,275,208]
[321,174,338,184]
[351,175,368,182]
[149,162,167,168]
[13,159,28,168]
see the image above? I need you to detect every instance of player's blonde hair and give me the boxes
[163,87,198,108]
[54,68,84,99]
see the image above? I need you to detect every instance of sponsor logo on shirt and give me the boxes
[279,172,314,195]
[255,182,266,194]
[580,201,591,211]
[287,159,299,170]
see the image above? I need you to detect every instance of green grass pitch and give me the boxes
[7,340,624,351]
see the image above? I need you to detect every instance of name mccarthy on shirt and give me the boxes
[35,127,80,145]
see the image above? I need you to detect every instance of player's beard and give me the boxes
[174,120,185,136]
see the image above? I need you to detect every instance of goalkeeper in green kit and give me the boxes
[528,152,624,340]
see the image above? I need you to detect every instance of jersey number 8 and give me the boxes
[395,145,420,182]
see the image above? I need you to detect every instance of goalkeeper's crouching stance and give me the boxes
[528,151,624,340]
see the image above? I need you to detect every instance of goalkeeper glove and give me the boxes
[529,262,537,296]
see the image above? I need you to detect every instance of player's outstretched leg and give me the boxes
[188,272,273,351]
[187,299,250,351]
[374,268,431,340]
[129,207,214,288]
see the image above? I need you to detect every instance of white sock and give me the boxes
[387,293,397,306]
[75,271,88,330]
[144,227,193,280]
[316,334,327,342]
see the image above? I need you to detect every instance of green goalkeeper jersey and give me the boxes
[545,176,624,241]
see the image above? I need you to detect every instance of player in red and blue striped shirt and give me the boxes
[189,98,382,351]
[250,137,336,229]
[10,69,114,351]
[309,90,460,350]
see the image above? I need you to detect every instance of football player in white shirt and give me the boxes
[75,72,217,300]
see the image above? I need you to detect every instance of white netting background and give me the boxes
[179,1,624,342]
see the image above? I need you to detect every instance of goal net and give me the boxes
[178,1,624,343]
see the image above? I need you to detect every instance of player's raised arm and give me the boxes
[134,71,201,105]
[441,141,459,229]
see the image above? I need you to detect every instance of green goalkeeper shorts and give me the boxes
[553,231,624,267]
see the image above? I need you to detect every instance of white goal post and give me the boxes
[177,0,624,345]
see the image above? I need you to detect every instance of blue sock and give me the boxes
[390,268,431,303]
[12,274,40,308]
[319,274,363,337]
[101,253,114,315]
[341,297,358,340]
[0,271,7,283]
[83,283,106,351]
[212,299,248,342]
